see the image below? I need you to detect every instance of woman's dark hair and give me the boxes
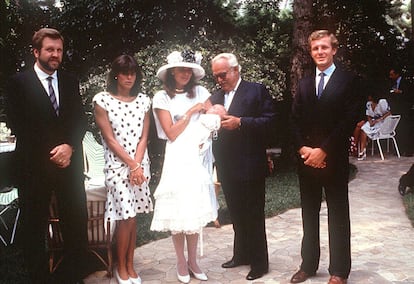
[367,92,380,103]
[163,68,197,99]
[107,55,143,96]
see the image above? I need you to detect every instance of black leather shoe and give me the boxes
[246,268,268,280]
[221,259,249,268]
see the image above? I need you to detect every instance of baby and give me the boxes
[206,104,227,119]
[199,104,226,139]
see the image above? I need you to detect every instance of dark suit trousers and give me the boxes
[220,178,269,271]
[298,167,351,278]
[18,166,88,283]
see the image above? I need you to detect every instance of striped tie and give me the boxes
[317,72,325,99]
[47,76,59,115]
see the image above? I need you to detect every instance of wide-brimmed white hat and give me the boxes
[156,50,205,82]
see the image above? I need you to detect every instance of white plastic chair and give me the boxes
[370,115,401,160]
[0,186,19,246]
[82,131,105,180]
[82,131,113,276]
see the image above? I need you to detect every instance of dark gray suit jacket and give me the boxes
[6,66,87,185]
[210,80,275,182]
[291,67,361,177]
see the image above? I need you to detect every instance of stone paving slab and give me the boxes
[84,156,414,284]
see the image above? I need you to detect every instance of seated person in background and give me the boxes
[357,93,391,160]
[350,120,366,157]
[350,96,367,157]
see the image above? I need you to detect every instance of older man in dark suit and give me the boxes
[209,53,275,281]
[290,30,361,284]
[6,28,88,284]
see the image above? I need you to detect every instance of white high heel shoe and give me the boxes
[188,266,208,281]
[129,275,142,284]
[177,271,190,283]
[357,148,366,161]
[115,268,131,284]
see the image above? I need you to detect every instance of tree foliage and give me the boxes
[53,0,238,76]
[1,0,412,140]
[289,0,408,96]
[315,0,404,80]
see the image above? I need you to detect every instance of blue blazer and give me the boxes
[291,67,361,176]
[210,80,275,182]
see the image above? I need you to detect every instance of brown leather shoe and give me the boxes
[328,275,347,284]
[290,270,315,283]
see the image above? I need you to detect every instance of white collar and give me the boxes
[316,63,336,77]
[34,63,57,80]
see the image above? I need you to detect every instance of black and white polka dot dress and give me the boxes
[93,92,153,222]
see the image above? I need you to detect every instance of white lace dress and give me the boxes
[93,92,153,222]
[150,86,218,234]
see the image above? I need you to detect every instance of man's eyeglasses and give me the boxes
[213,68,233,80]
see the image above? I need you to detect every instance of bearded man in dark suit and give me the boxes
[6,28,88,284]
[209,53,275,281]
[290,30,361,284]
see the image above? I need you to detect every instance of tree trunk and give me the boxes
[290,0,314,98]
[411,0,413,40]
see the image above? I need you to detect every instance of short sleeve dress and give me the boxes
[361,99,391,139]
[92,91,153,222]
[150,86,218,234]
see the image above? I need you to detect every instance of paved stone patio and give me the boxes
[84,155,414,284]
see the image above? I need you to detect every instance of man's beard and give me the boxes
[38,57,61,72]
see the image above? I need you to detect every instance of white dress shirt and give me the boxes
[224,77,241,111]
[315,63,336,97]
[34,63,60,106]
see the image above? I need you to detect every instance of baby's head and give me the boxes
[206,104,227,119]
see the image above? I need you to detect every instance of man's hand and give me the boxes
[50,143,73,168]
[299,146,327,168]
[221,115,241,130]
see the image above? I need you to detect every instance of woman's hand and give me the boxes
[189,103,206,115]
[129,166,147,186]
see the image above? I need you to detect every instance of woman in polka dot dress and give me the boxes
[93,55,153,284]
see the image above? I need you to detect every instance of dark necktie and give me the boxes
[317,72,325,99]
[47,76,59,115]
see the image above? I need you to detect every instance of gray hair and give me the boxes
[211,53,242,72]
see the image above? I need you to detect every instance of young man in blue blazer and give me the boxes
[290,30,361,284]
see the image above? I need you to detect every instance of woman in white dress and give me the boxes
[357,93,391,160]
[150,50,218,283]
[93,55,153,284]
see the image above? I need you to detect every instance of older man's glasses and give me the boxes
[213,69,233,80]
